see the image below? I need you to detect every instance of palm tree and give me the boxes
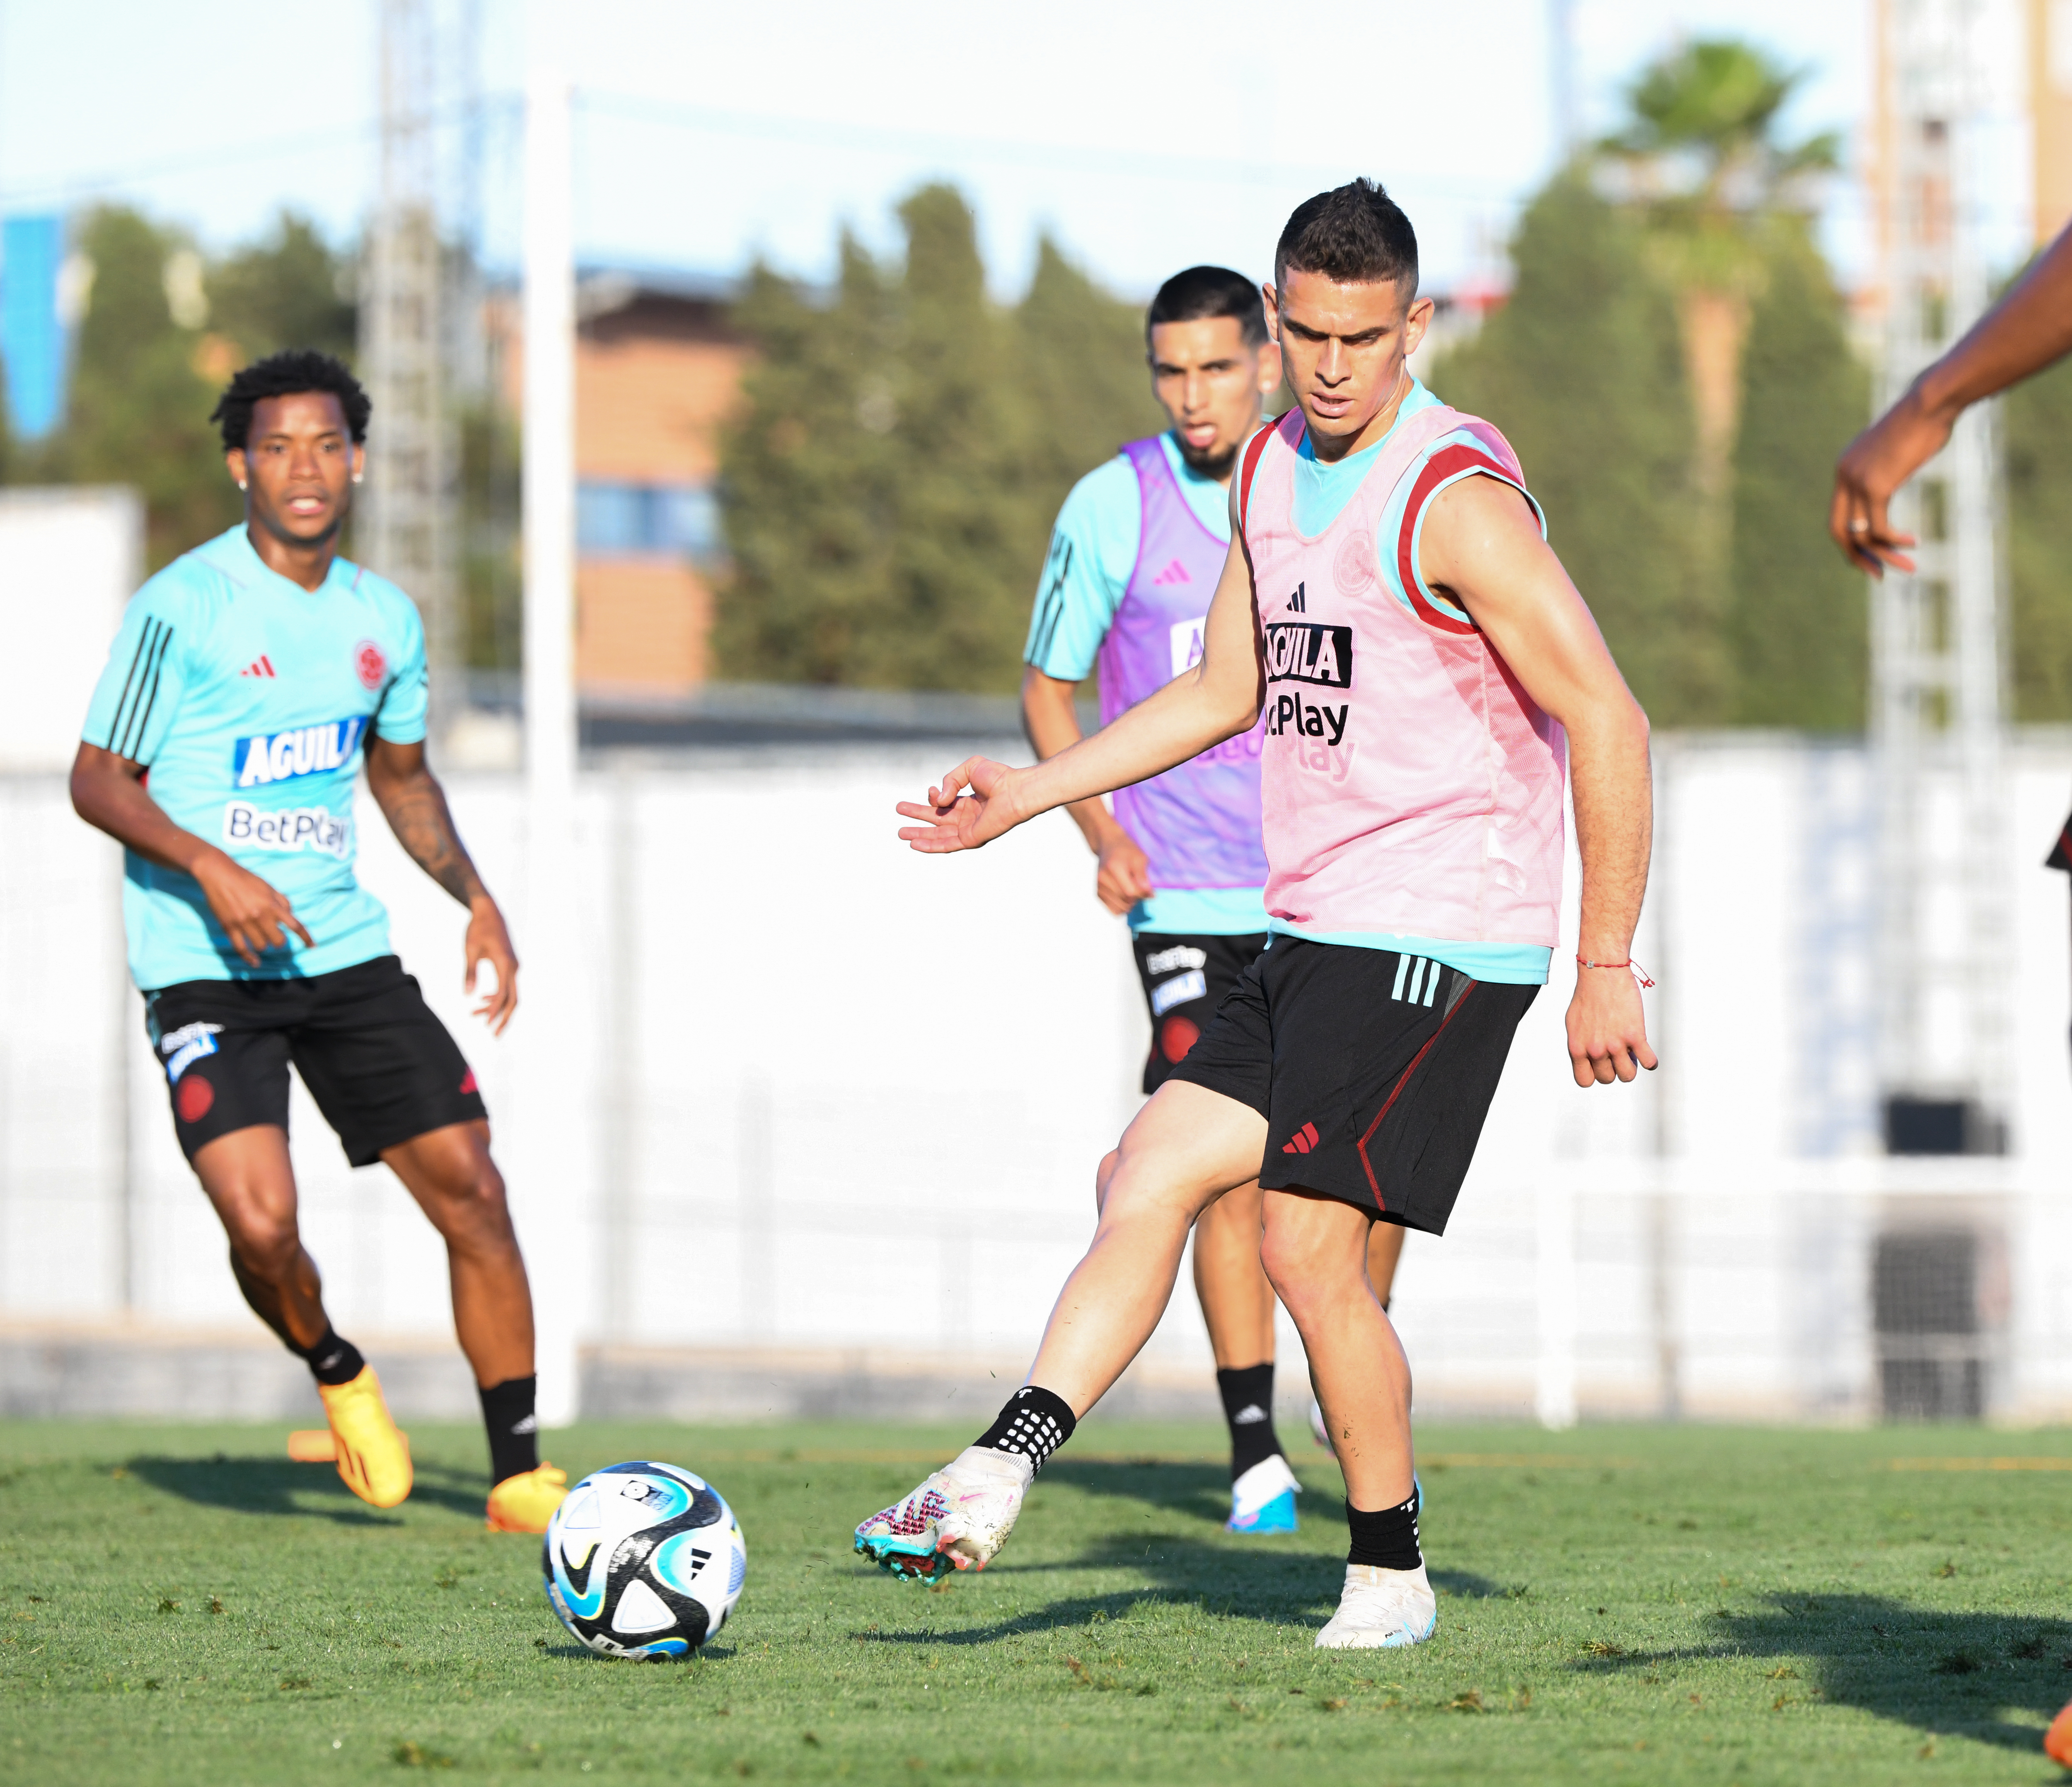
[1598,39,1840,504]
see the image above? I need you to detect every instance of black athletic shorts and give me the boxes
[1170,935,1538,1235]
[143,954,487,1168]
[1131,931,1269,1095]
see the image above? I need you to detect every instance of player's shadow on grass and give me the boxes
[1044,1456,1317,1530]
[124,1452,486,1523]
[853,1528,1343,1644]
[1576,1592,2070,1755]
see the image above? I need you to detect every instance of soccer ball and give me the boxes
[542,1462,747,1658]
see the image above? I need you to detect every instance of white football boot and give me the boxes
[853,1446,1033,1581]
[1314,1562,1439,1649]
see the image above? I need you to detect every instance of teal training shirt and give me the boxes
[1023,431,1266,937]
[81,525,429,991]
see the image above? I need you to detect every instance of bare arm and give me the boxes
[1831,222,2072,575]
[363,735,520,1034]
[1419,475,1657,1088]
[1020,667,1153,915]
[902,520,1264,851]
[70,742,314,968]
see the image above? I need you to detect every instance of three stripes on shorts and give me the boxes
[1390,954,1444,1008]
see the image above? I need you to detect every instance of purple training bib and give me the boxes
[1094,436,1269,891]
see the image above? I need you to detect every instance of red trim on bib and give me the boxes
[1395,443,1513,636]
[1236,416,1290,549]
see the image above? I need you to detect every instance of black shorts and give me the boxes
[1170,935,1538,1235]
[143,955,487,1168]
[1131,931,1269,1095]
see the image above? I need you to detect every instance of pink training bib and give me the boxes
[1238,403,1567,947]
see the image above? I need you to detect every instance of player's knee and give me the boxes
[227,1220,300,1284]
[1258,1222,1336,1315]
[427,1153,514,1247]
[1093,1149,1120,1214]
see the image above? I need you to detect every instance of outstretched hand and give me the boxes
[1829,388,1948,577]
[895,757,1025,854]
[1565,964,1659,1088]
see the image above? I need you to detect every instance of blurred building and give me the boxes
[494,270,747,702]
[2034,0,2072,244]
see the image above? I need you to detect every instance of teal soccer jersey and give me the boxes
[82,525,428,990]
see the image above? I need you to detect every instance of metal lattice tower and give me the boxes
[1871,0,2013,1147]
[360,0,459,733]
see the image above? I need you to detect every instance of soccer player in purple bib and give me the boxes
[857,183,1654,1648]
[1021,267,1406,1532]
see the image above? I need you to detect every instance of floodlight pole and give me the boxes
[518,8,584,1428]
[1871,0,2012,1151]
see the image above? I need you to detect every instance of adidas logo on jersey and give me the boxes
[233,716,367,787]
[1151,559,1191,586]
[239,656,277,678]
[1281,1121,1322,1155]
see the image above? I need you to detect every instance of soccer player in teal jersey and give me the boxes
[71,351,565,1534]
[1022,268,1410,1528]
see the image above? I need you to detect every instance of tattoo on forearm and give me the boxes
[382,777,486,906]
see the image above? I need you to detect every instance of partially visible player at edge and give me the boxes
[1021,264,1407,1533]
[70,351,568,1535]
[855,181,1655,1649]
[1828,218,2072,1769]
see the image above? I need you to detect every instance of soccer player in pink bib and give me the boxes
[855,181,1656,1649]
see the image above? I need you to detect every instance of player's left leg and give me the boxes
[1311,1219,1408,1453]
[378,1121,563,1530]
[1261,1189,1431,1649]
[287,954,564,1532]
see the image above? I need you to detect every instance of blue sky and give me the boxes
[0,0,2033,298]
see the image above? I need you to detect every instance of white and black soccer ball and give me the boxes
[542,1462,747,1659]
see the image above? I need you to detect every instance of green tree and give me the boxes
[44,205,239,569]
[717,184,1151,691]
[2005,353,2072,720]
[207,210,357,362]
[1434,177,1713,724]
[1725,227,1869,729]
[1016,237,1164,502]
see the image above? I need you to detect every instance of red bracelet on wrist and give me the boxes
[1576,955,1655,988]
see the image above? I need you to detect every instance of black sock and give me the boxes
[1216,1363,1286,1481]
[295,1327,365,1388]
[974,1385,1076,1474]
[479,1375,540,1485]
[1346,1487,1422,1571]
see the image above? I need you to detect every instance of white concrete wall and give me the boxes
[7,729,2072,1424]
[0,489,143,772]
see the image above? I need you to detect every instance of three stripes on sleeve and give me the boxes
[96,616,175,761]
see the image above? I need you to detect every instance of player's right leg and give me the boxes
[147,980,409,1511]
[854,1079,1267,1579]
[191,1126,412,1510]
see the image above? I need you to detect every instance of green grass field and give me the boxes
[6,1417,2072,1784]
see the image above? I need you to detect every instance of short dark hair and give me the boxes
[210,349,371,453]
[1145,265,1269,350]
[1274,179,1419,298]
